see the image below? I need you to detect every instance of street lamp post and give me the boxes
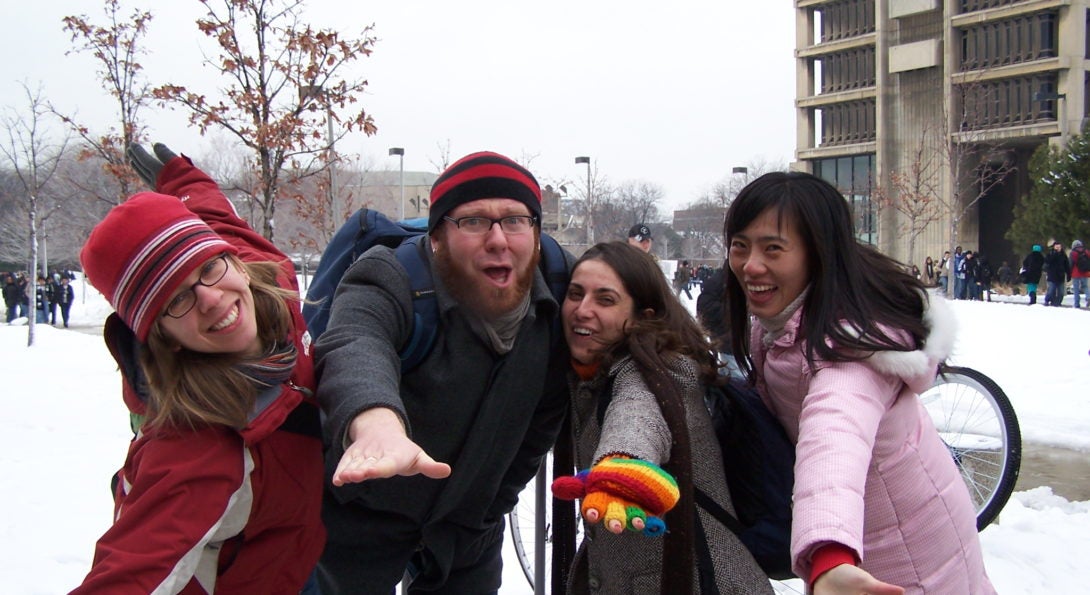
[389,147,405,220]
[575,156,592,245]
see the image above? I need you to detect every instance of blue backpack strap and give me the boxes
[394,235,438,373]
[539,233,568,306]
[303,209,384,339]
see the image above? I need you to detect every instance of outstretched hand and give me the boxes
[813,564,905,595]
[127,143,180,189]
[332,407,451,486]
[551,457,679,537]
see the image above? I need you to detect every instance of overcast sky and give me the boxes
[3,1,797,213]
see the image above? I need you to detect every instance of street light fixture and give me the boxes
[732,166,748,175]
[575,156,592,245]
[389,147,405,220]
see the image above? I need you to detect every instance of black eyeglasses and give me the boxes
[162,254,230,319]
[442,215,538,235]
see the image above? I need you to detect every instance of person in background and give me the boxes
[923,256,935,286]
[314,151,575,594]
[937,251,951,295]
[551,241,771,595]
[72,144,325,594]
[1069,240,1089,309]
[673,260,693,300]
[1021,245,1045,305]
[3,273,19,323]
[46,274,60,324]
[627,223,654,254]
[724,172,994,594]
[54,276,75,327]
[996,260,1013,291]
[1043,241,1070,307]
[33,274,49,324]
[953,246,966,300]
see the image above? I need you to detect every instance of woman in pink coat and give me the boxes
[722,172,995,595]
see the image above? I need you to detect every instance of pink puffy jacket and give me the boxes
[751,296,995,594]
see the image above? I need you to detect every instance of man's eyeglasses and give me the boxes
[442,215,538,235]
[162,254,230,319]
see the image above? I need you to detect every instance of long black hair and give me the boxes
[724,172,929,378]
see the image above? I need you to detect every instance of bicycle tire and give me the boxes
[921,365,1021,530]
[508,499,536,586]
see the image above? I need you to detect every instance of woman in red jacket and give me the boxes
[72,144,324,594]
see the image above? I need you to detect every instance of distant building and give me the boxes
[794,0,1088,267]
[349,170,438,220]
[673,205,727,266]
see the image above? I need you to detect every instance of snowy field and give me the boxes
[1,277,1088,594]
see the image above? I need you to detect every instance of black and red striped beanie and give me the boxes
[428,151,541,232]
[80,192,237,342]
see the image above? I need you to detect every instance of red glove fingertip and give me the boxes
[552,476,587,500]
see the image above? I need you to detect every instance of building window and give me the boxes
[818,47,877,94]
[958,12,1058,72]
[812,155,877,244]
[818,0,875,43]
[818,100,876,146]
[959,0,1020,14]
[957,74,1059,130]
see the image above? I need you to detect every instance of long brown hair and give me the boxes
[139,256,298,431]
[575,241,719,594]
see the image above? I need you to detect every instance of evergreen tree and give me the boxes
[1007,125,1090,250]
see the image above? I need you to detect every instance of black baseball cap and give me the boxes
[628,224,652,241]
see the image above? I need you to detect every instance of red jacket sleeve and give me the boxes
[71,428,250,595]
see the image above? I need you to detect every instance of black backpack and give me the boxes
[1076,249,1090,273]
[595,376,795,580]
[302,208,569,370]
[699,380,795,580]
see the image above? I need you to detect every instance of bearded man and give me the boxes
[314,151,575,593]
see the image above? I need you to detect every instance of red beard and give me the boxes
[432,242,540,320]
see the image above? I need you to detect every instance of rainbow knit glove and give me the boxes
[551,457,679,537]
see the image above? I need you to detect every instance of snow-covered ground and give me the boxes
[2,278,1088,594]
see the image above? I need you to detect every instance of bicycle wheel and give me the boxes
[508,454,584,591]
[508,480,545,588]
[919,365,1021,530]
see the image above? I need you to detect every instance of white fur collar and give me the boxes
[864,293,956,389]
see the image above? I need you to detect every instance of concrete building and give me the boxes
[794,0,1088,269]
[352,170,437,221]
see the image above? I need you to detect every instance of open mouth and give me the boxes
[209,303,240,332]
[483,266,512,285]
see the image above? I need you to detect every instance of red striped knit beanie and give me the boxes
[80,192,237,342]
[428,151,541,232]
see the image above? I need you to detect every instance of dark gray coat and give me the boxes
[565,355,772,594]
[315,243,573,583]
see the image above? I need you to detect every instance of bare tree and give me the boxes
[586,180,664,244]
[427,139,453,172]
[153,0,378,241]
[573,158,608,245]
[700,158,786,208]
[0,84,71,346]
[59,0,154,204]
[873,125,944,266]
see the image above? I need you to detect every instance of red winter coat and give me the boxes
[71,157,325,595]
